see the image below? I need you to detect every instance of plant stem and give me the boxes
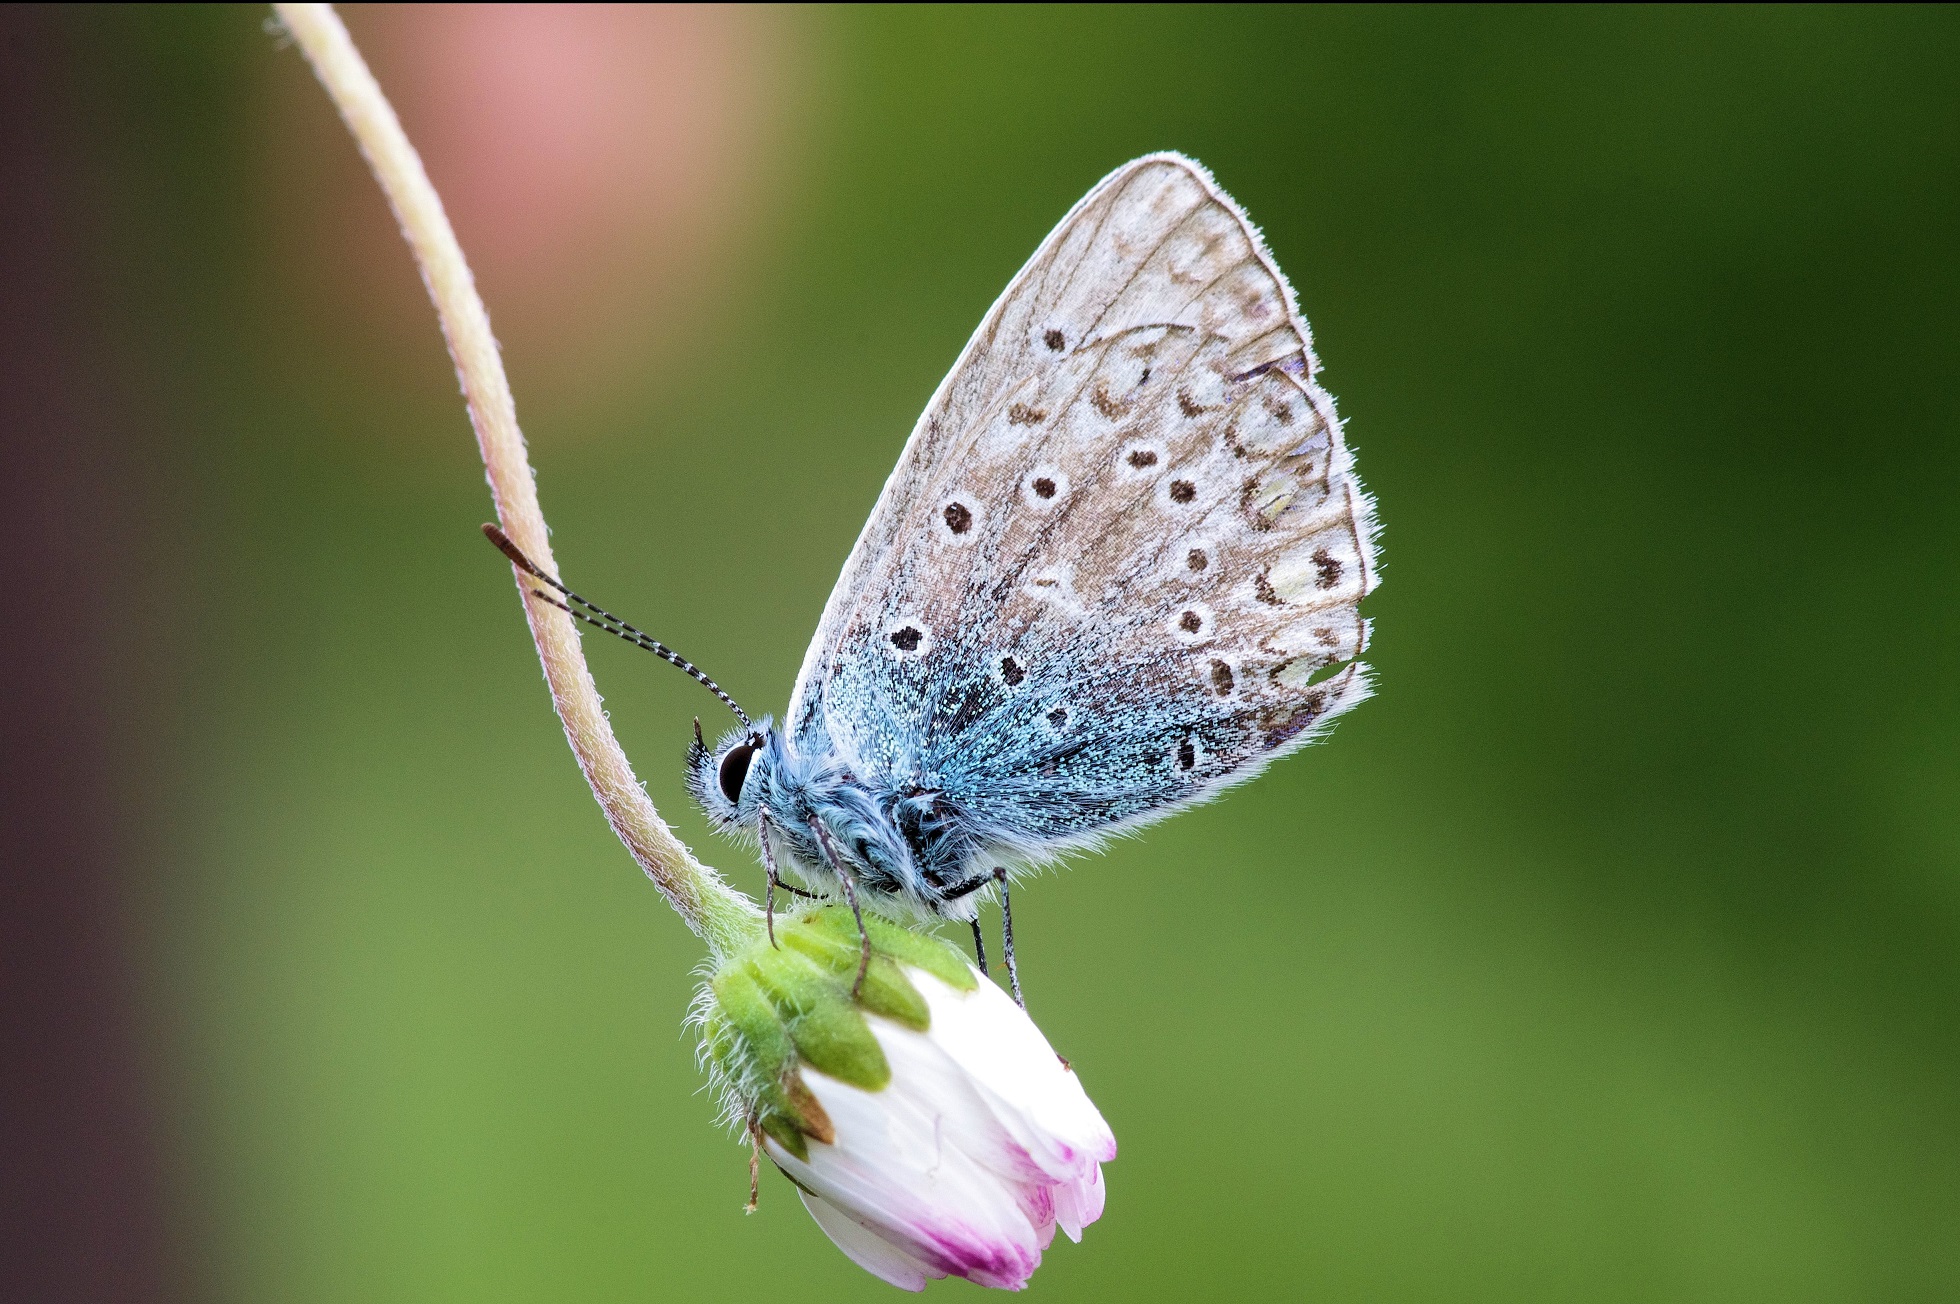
[273,2,759,957]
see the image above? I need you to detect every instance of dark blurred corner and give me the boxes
[0,5,1954,1300]
[0,7,181,1301]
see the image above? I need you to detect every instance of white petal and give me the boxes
[910,968,1118,1172]
[798,1190,934,1292]
[766,968,1115,1291]
[1052,1163,1105,1243]
[767,1054,1043,1290]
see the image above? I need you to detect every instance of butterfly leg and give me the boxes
[757,808,781,948]
[994,867,1024,1008]
[807,816,871,998]
[940,872,994,976]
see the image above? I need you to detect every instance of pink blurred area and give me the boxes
[0,11,806,1296]
[269,4,801,429]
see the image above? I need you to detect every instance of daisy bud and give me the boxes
[697,907,1115,1291]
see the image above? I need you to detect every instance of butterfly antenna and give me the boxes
[482,523,753,730]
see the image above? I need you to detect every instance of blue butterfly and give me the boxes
[491,154,1379,1000]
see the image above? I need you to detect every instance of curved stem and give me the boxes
[274,3,759,957]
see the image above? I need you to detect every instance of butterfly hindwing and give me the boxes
[788,153,1379,859]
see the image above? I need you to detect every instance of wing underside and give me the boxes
[787,153,1380,850]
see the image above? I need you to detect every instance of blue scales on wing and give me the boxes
[780,153,1381,889]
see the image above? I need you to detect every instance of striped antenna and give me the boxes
[482,524,752,730]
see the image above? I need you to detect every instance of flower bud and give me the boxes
[697,907,1115,1291]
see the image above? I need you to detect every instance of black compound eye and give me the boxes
[717,739,758,804]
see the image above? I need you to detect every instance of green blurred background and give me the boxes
[6,5,1958,1300]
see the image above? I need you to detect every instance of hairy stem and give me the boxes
[273,2,758,956]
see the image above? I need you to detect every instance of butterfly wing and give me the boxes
[788,153,1379,859]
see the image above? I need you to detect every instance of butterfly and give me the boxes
[489,153,1379,999]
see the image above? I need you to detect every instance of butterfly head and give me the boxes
[688,716,777,829]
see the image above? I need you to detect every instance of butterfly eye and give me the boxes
[717,739,759,804]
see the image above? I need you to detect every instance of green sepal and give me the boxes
[782,927,930,1031]
[710,964,794,1076]
[745,946,890,1090]
[804,905,978,993]
[705,965,817,1151]
[698,908,980,1155]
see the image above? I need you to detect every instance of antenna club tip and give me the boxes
[482,522,549,580]
[482,522,516,556]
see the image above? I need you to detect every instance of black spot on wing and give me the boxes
[1312,547,1344,589]
[1210,660,1235,695]
[1091,385,1131,419]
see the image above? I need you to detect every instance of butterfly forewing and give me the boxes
[790,153,1379,856]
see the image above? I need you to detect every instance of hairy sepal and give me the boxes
[696,907,976,1156]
